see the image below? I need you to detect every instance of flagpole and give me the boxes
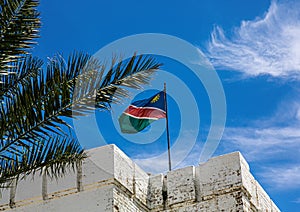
[164,82,172,171]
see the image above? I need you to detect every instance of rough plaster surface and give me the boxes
[0,144,280,212]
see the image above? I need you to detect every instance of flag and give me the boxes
[118,91,166,133]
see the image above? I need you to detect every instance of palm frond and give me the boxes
[0,135,86,187]
[0,0,163,196]
[1,53,161,155]
[0,55,43,99]
[0,0,40,74]
[0,52,161,190]
[0,53,92,156]
[95,54,162,109]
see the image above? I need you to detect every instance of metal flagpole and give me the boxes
[164,82,172,171]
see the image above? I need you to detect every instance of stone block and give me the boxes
[147,174,164,209]
[167,166,196,206]
[134,164,150,205]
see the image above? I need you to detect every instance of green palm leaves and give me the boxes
[0,0,161,191]
[0,0,40,72]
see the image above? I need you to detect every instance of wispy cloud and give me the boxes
[133,143,202,174]
[293,198,300,204]
[206,1,300,79]
[223,98,300,158]
[222,126,300,162]
[133,130,202,174]
[261,166,300,189]
[222,126,300,191]
[222,99,300,190]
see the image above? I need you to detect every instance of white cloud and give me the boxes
[261,166,300,189]
[133,143,202,174]
[133,130,202,174]
[222,124,300,190]
[222,126,300,162]
[207,1,300,79]
[222,98,300,159]
[134,155,169,174]
[293,198,300,204]
[220,97,300,191]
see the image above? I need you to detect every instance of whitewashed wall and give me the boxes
[0,145,280,212]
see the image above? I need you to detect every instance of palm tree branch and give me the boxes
[0,53,161,176]
[95,54,162,109]
[0,135,86,187]
[0,53,100,158]
[0,0,40,74]
[0,55,43,99]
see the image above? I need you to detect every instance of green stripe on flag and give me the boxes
[118,113,155,134]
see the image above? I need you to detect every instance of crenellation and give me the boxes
[113,145,135,193]
[82,146,114,185]
[46,171,77,197]
[0,145,280,212]
[198,152,243,198]
[134,164,149,205]
[13,173,43,203]
[147,174,164,209]
[241,165,257,205]
[256,182,273,211]
[166,166,196,206]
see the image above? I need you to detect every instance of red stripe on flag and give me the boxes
[124,105,166,119]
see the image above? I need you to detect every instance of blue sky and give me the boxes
[35,0,300,210]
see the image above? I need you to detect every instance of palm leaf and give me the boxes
[0,52,161,194]
[0,0,163,197]
[0,53,92,156]
[1,52,161,166]
[0,135,86,187]
[95,54,161,109]
[0,55,43,99]
[0,0,40,74]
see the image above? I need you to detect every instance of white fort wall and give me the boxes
[0,144,280,212]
